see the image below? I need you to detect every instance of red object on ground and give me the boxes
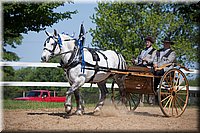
[14,90,66,102]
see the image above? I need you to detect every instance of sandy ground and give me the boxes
[2,103,199,132]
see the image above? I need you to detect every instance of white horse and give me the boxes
[41,30,127,115]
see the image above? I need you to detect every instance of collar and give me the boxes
[145,46,153,51]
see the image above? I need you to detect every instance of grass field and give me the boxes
[3,100,68,110]
[3,100,97,110]
[3,99,198,110]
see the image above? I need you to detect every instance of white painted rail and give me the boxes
[0,81,119,88]
[1,81,199,91]
[0,62,60,68]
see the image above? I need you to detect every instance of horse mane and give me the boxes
[59,33,74,41]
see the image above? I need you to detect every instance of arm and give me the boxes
[144,50,157,64]
[132,51,142,65]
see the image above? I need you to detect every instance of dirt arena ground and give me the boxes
[2,103,199,132]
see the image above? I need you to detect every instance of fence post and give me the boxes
[23,91,26,97]
[139,94,144,107]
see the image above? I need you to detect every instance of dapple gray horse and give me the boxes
[41,30,127,115]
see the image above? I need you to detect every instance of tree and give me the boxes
[90,2,199,67]
[3,2,77,61]
[174,2,200,64]
[2,2,77,99]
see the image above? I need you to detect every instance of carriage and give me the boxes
[41,28,190,117]
[110,64,190,117]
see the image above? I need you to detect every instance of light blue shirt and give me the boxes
[135,46,156,66]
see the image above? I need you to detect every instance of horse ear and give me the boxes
[45,31,50,36]
[54,29,58,36]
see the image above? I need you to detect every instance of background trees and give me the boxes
[2,2,77,98]
[90,2,199,67]
[3,2,77,61]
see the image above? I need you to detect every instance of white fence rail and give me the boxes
[1,81,199,91]
[1,81,119,88]
[0,62,60,68]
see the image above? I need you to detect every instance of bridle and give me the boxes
[43,34,81,68]
[43,35,77,57]
[43,36,58,55]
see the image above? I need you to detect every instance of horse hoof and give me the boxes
[75,110,83,116]
[93,107,101,115]
[64,104,72,114]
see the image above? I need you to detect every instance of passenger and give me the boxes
[153,37,176,94]
[132,36,157,67]
[153,37,176,76]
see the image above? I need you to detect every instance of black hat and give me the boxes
[145,36,154,43]
[162,37,174,45]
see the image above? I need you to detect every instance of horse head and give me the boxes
[41,29,76,62]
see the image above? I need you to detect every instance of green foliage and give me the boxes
[188,77,200,86]
[3,2,77,61]
[90,2,199,67]
[3,63,66,99]
[80,87,99,104]
[3,50,20,61]
[174,3,200,24]
[2,66,15,81]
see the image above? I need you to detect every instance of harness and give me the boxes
[44,35,119,83]
[84,48,109,82]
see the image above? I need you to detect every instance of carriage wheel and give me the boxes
[126,92,141,111]
[111,88,127,110]
[158,68,189,117]
[111,90,141,111]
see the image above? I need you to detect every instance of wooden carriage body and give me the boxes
[111,65,190,117]
[124,66,156,94]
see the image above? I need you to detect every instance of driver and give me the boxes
[132,36,157,67]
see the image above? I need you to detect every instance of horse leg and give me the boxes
[114,74,126,104]
[74,89,85,115]
[64,72,73,114]
[94,80,108,113]
[64,78,85,115]
[64,93,72,114]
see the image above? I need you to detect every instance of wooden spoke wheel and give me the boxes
[126,92,141,111]
[111,88,128,110]
[111,89,141,111]
[158,68,189,117]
